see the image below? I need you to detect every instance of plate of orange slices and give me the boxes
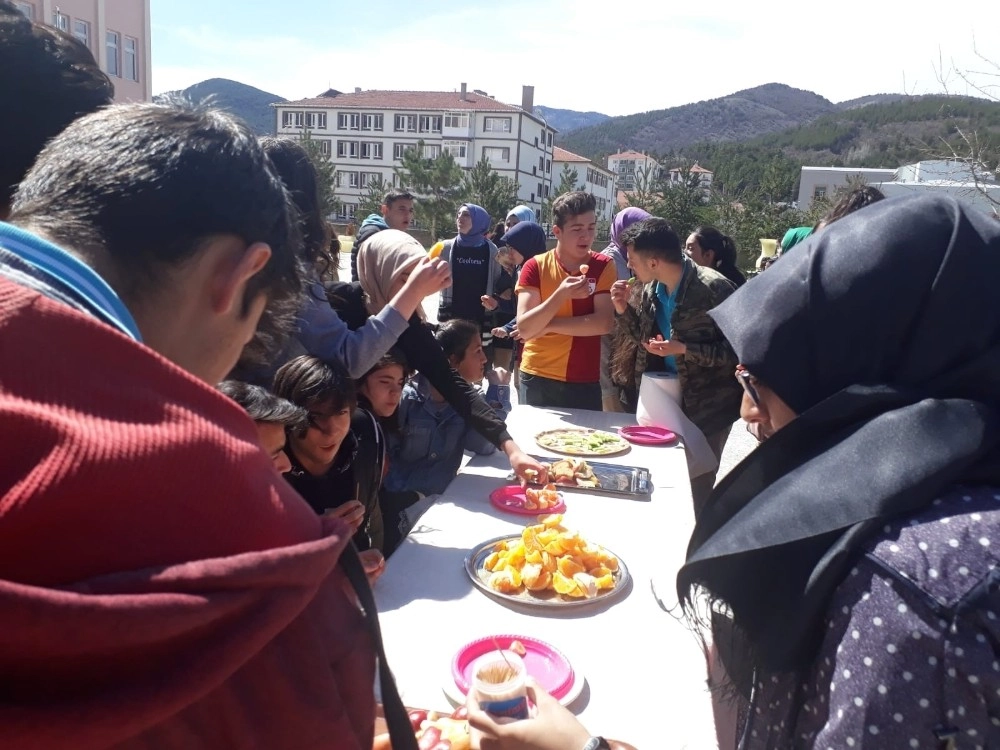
[464,514,630,609]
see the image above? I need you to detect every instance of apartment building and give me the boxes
[607,150,661,192]
[12,0,152,102]
[551,146,616,222]
[274,84,556,222]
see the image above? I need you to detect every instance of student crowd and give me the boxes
[3,4,1000,748]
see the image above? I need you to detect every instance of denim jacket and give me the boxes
[385,375,496,496]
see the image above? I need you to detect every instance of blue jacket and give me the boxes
[385,375,496,496]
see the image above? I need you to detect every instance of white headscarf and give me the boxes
[356,229,426,318]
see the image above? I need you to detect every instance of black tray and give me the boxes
[507,454,652,498]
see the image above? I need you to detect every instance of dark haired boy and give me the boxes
[0,97,392,748]
[217,380,306,473]
[515,191,615,409]
[350,188,416,281]
[610,217,742,515]
[274,354,388,581]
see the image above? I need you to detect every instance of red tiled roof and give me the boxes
[278,90,526,114]
[608,150,655,160]
[669,163,713,174]
[552,146,590,163]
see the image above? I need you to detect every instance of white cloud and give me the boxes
[152,0,1000,115]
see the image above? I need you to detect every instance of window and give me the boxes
[546,159,551,173]
[282,111,303,128]
[73,19,90,49]
[305,112,327,129]
[359,172,381,188]
[444,112,469,129]
[105,31,120,77]
[483,146,510,163]
[13,2,33,19]
[544,184,550,197]
[534,137,539,147]
[361,113,383,131]
[53,11,68,30]
[347,172,360,188]
[443,141,467,159]
[337,140,360,158]
[314,139,331,156]
[547,132,552,147]
[394,143,419,160]
[121,37,138,81]
[343,203,356,219]
[419,115,442,133]
[813,185,828,199]
[537,182,543,197]
[394,114,417,133]
[338,113,360,130]
[484,117,512,133]
[360,142,382,160]
[539,156,544,171]
[423,144,441,159]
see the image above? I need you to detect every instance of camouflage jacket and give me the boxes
[610,259,743,436]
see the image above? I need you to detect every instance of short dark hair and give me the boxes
[435,319,481,362]
[217,380,307,430]
[621,218,683,264]
[273,355,356,414]
[10,101,303,362]
[359,347,409,384]
[0,2,113,210]
[260,137,333,276]
[552,191,597,228]
[819,185,886,228]
[383,189,414,207]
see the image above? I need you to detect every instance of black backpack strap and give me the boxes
[339,543,418,750]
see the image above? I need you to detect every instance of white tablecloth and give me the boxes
[373,406,719,749]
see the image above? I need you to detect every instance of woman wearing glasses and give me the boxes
[681,194,1000,748]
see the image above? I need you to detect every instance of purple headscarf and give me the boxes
[455,203,491,247]
[610,207,653,251]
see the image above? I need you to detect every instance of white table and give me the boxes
[374,406,720,749]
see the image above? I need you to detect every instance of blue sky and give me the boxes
[151,0,998,116]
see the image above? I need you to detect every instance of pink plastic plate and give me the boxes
[489,485,566,516]
[452,635,575,700]
[618,425,677,446]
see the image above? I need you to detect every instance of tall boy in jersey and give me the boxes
[515,191,614,410]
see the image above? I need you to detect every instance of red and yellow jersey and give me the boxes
[516,250,615,383]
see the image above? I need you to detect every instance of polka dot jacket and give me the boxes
[740,486,1000,749]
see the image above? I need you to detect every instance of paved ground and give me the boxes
[335,244,757,484]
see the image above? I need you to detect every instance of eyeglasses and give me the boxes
[735,365,760,407]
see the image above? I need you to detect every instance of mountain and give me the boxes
[533,105,610,134]
[154,78,285,135]
[682,94,1000,199]
[559,83,838,158]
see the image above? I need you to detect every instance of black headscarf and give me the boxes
[677,195,1000,690]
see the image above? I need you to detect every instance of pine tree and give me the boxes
[395,140,466,239]
[462,157,519,227]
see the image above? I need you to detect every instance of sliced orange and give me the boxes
[558,556,585,577]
